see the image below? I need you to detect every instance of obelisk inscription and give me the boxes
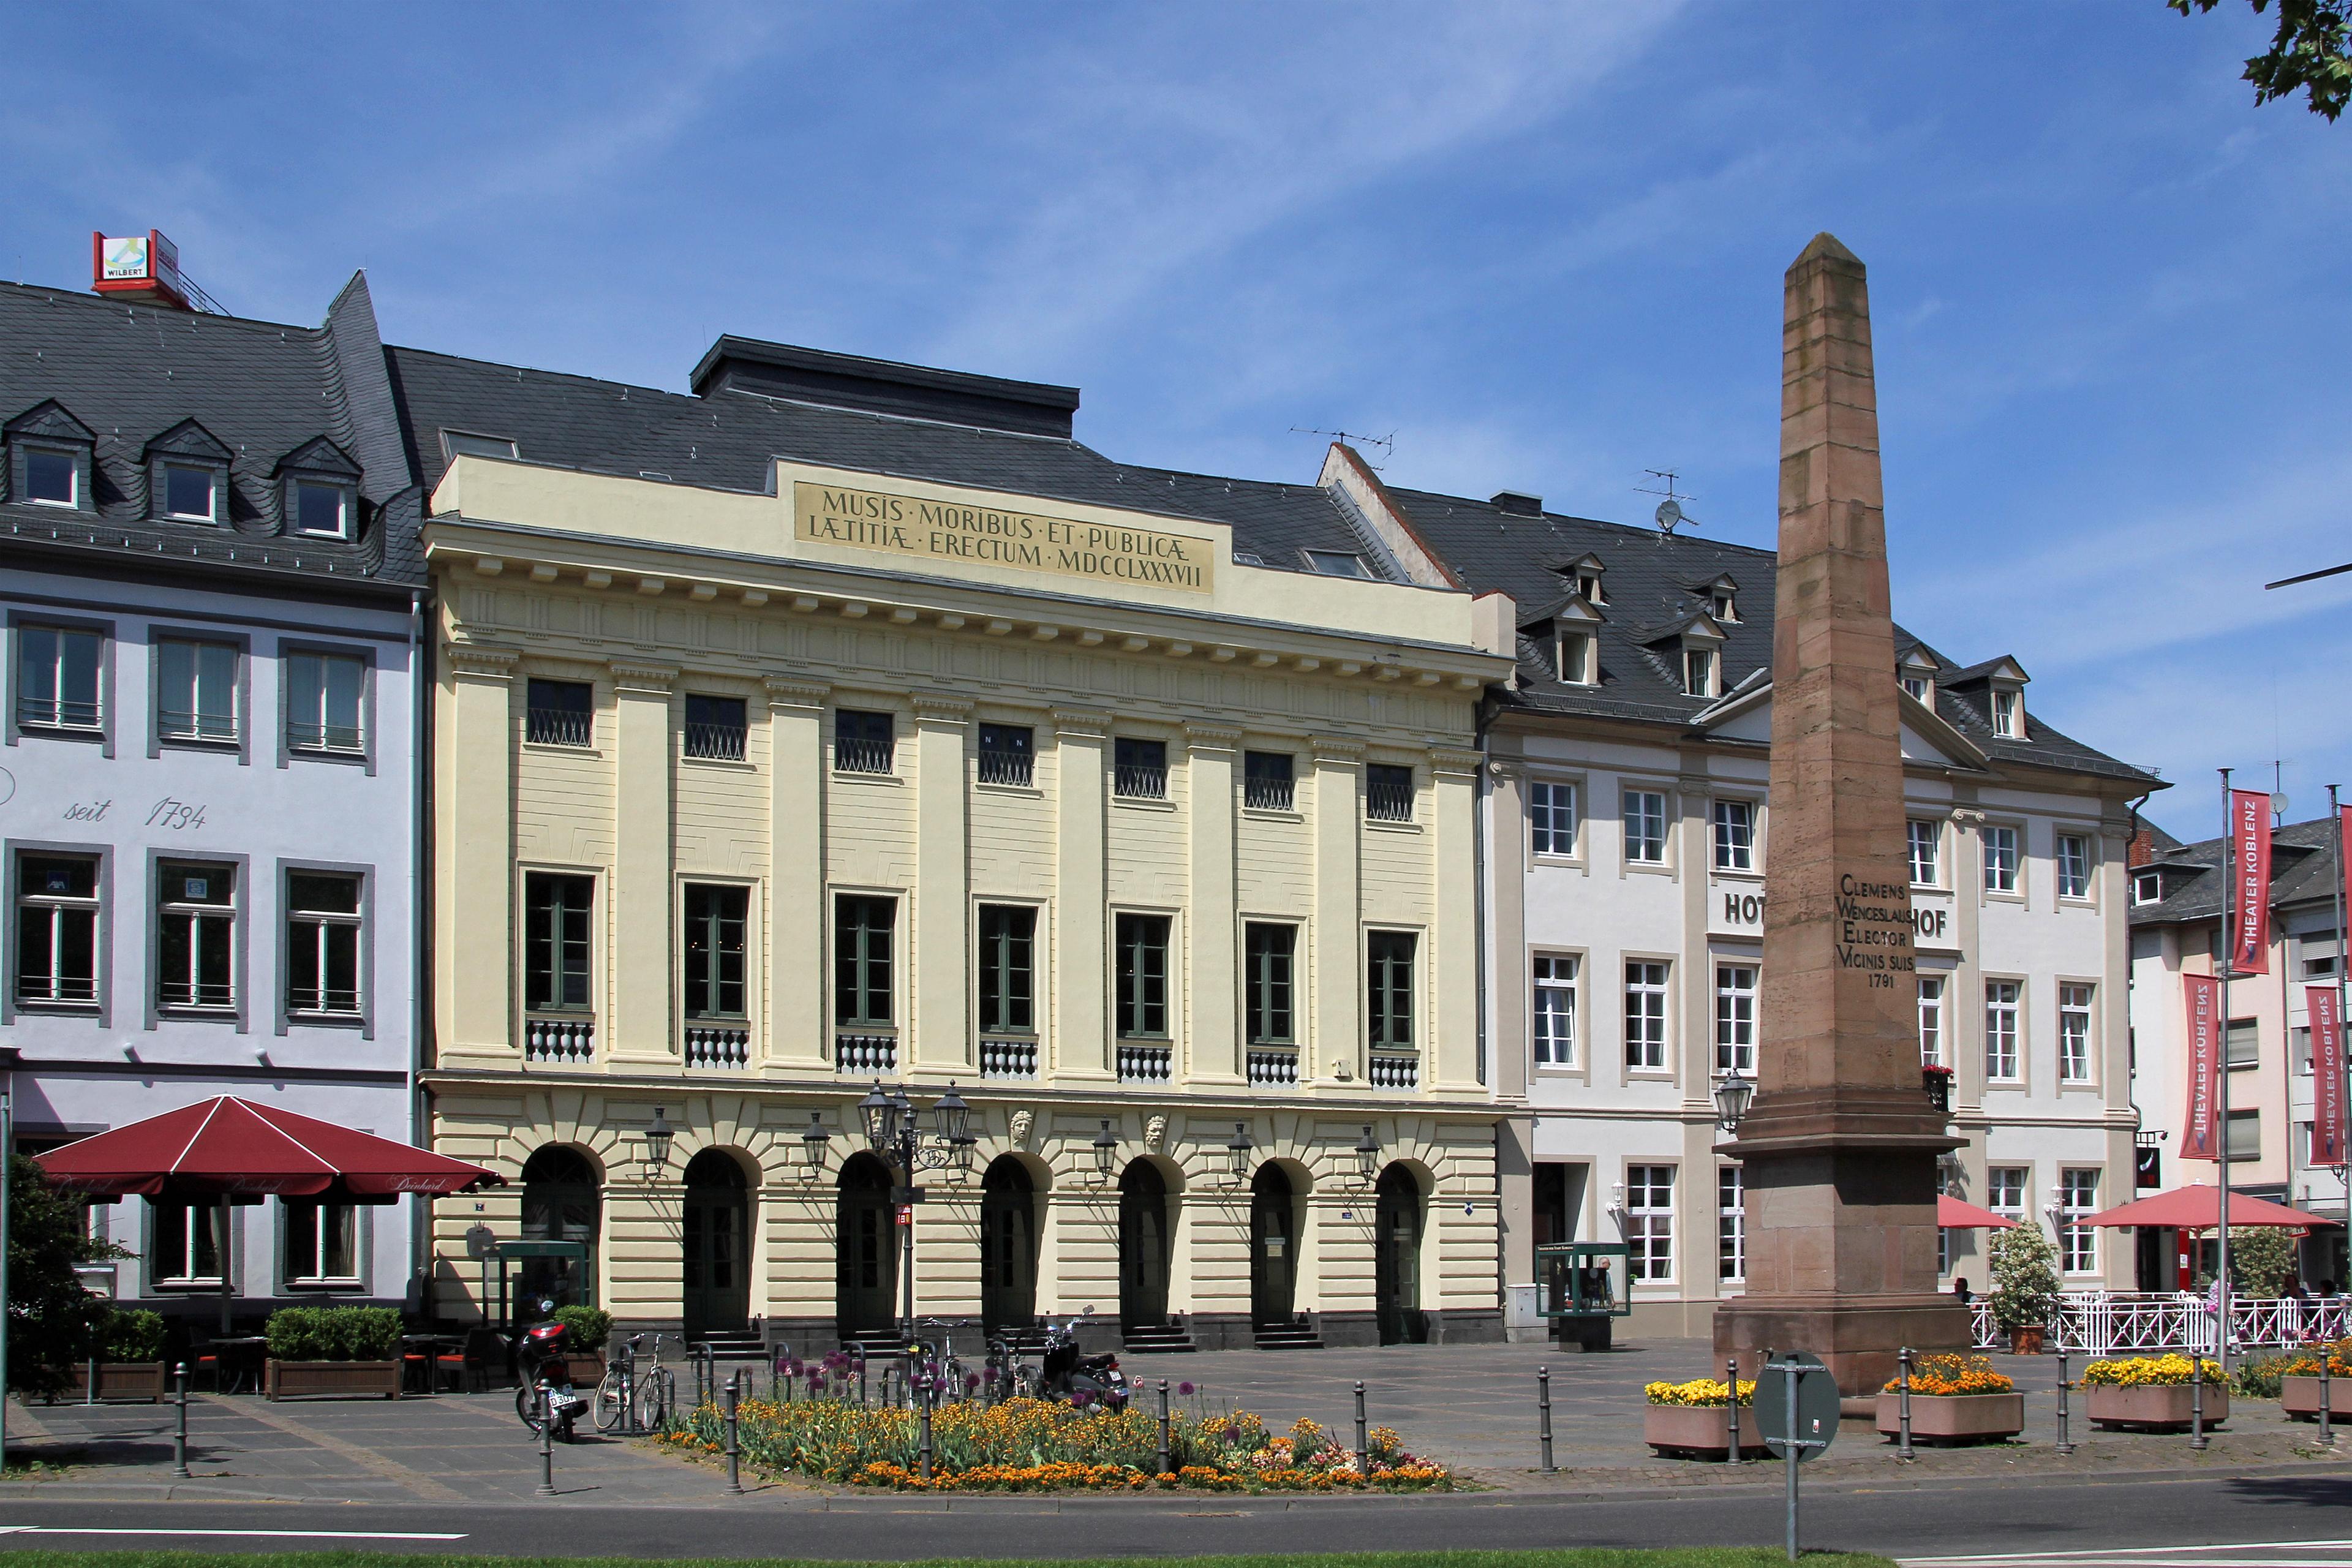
[1712,234,1967,1394]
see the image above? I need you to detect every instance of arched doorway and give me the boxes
[1118,1161,1172,1330]
[519,1146,600,1313]
[979,1157,1038,1333]
[835,1153,897,1338]
[1374,1164,1427,1344]
[682,1150,751,1338]
[1250,1163,1297,1328]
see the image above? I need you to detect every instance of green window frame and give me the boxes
[1115,913,1170,1039]
[682,883,748,1020]
[1366,930,1417,1049]
[523,872,594,1012]
[978,904,1036,1033]
[1244,922,1295,1045]
[834,894,895,1027]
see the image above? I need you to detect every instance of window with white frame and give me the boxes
[1717,1165,1745,1283]
[2058,982,2094,1082]
[1683,646,1716,698]
[1986,1166,2028,1223]
[153,1201,223,1285]
[1711,588,1738,622]
[1624,960,1669,1070]
[1918,976,1946,1066]
[2056,834,2092,899]
[285,1199,358,1285]
[1575,568,1606,606]
[2133,871,2161,905]
[1555,631,1594,685]
[1982,825,2019,894]
[1529,781,1578,856]
[1626,1164,1674,1282]
[162,464,216,522]
[1901,674,1929,703]
[1991,688,2022,738]
[1711,799,1756,871]
[1532,954,1577,1067]
[1907,819,1940,887]
[157,638,238,744]
[2059,1169,2098,1273]
[15,852,99,1007]
[23,447,77,506]
[1714,963,1757,1072]
[1985,979,2021,1080]
[1623,789,1667,865]
[156,862,235,1011]
[2296,1025,2313,1076]
[285,872,361,1017]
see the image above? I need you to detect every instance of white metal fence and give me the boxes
[1970,1292,2352,1354]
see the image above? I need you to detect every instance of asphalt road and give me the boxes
[0,1466,2346,1561]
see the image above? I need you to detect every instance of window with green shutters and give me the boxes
[978,905,1036,1033]
[682,884,748,1020]
[1115,913,1170,1038]
[834,894,895,1027]
[1366,930,1417,1049]
[1245,922,1296,1045]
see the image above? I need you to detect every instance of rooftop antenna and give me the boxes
[1633,469,1699,541]
[1294,427,1396,470]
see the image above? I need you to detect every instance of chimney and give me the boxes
[1490,490,1543,517]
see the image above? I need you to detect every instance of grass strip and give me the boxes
[0,1552,1894,1568]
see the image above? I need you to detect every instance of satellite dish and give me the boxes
[1655,499,1682,532]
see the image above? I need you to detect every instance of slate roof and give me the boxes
[1378,488,2158,788]
[2128,816,2340,927]
[384,342,1399,581]
[0,278,421,593]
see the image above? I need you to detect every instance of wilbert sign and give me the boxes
[794,482,1215,594]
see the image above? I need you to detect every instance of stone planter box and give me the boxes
[1645,1403,1768,1460]
[265,1359,402,1400]
[2280,1375,2344,1420]
[51,1362,167,1403]
[1874,1390,2024,1444]
[2087,1382,2225,1431]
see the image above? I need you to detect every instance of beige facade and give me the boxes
[420,453,1516,1351]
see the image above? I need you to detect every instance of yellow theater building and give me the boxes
[398,336,1517,1352]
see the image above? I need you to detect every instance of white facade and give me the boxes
[1489,695,2142,1336]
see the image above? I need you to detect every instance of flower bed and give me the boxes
[2082,1355,2227,1431]
[664,1395,1450,1492]
[1874,1354,2023,1444]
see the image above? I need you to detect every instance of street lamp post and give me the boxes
[858,1082,978,1340]
[1712,1068,1755,1135]
[1224,1123,1254,1185]
[1353,1125,1382,1186]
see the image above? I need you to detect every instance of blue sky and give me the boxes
[4,2,2346,840]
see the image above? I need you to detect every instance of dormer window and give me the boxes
[1711,589,1736,622]
[1684,646,1717,698]
[1303,549,1371,578]
[1557,630,1595,685]
[1991,688,2021,738]
[1901,674,1929,703]
[162,466,216,521]
[1577,570,1606,606]
[293,481,348,539]
[7,400,97,512]
[272,436,362,543]
[2133,871,2161,906]
[23,450,75,506]
[143,420,232,526]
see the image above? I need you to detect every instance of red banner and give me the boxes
[2183,973,2221,1161]
[2230,789,2271,974]
[2313,986,2346,1167]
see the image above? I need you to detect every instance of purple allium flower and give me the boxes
[1177,1381,1195,1396]
[1071,1389,1094,1408]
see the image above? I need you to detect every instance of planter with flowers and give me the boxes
[1643,1376,1765,1459]
[1874,1354,2022,1444]
[2266,1340,2352,1420]
[2082,1354,2227,1431]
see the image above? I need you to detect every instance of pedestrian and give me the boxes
[1953,1278,1973,1305]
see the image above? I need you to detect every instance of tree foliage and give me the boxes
[7,1155,127,1393]
[2170,0,2352,120]
[1988,1223,2064,1330]
[2224,1225,2300,1296]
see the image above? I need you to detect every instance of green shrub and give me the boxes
[2233,1352,2291,1399]
[1988,1224,2062,1330]
[264,1305,402,1362]
[2225,1227,2299,1297]
[552,1305,611,1352]
[99,1308,165,1362]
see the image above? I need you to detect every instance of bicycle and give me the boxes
[909,1317,979,1406]
[595,1332,673,1434]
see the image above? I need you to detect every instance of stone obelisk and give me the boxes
[1712,234,1968,1395]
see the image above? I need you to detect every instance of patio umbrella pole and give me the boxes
[218,1194,232,1335]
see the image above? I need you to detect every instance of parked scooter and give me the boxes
[1035,1305,1129,1412]
[511,1297,589,1441]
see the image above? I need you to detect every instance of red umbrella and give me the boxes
[1937,1194,2018,1230]
[35,1096,502,1200]
[2077,1183,2333,1234]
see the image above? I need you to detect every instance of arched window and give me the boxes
[518,1146,600,1311]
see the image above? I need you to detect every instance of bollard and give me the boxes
[771,1351,781,1406]
[2055,1351,2075,1456]
[1157,1379,1172,1475]
[85,1355,97,1406]
[918,1372,935,1482]
[536,1385,556,1496]
[172,1362,190,1478]
[1354,1381,1370,1477]
[1537,1365,1555,1473]
[1726,1356,1741,1467]
[2321,1340,2335,1448]
[723,1370,743,1494]
[1896,1347,1914,1462]
[858,1357,869,1409]
[2191,1357,2208,1451]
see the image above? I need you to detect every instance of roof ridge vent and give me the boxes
[1491,490,1543,517]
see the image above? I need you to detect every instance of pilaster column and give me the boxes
[1676,761,1712,1110]
[609,662,677,1063]
[1185,723,1242,1085]
[442,644,517,1061]
[1486,752,1529,1102]
[1311,736,1365,1085]
[913,694,973,1071]
[1431,747,1483,1092]
[1054,710,1112,1081]
[1949,805,1986,1117]
[764,679,829,1069]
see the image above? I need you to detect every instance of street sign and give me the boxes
[1754,1351,1838,1463]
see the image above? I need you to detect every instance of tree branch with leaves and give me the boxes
[2170,0,2352,119]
